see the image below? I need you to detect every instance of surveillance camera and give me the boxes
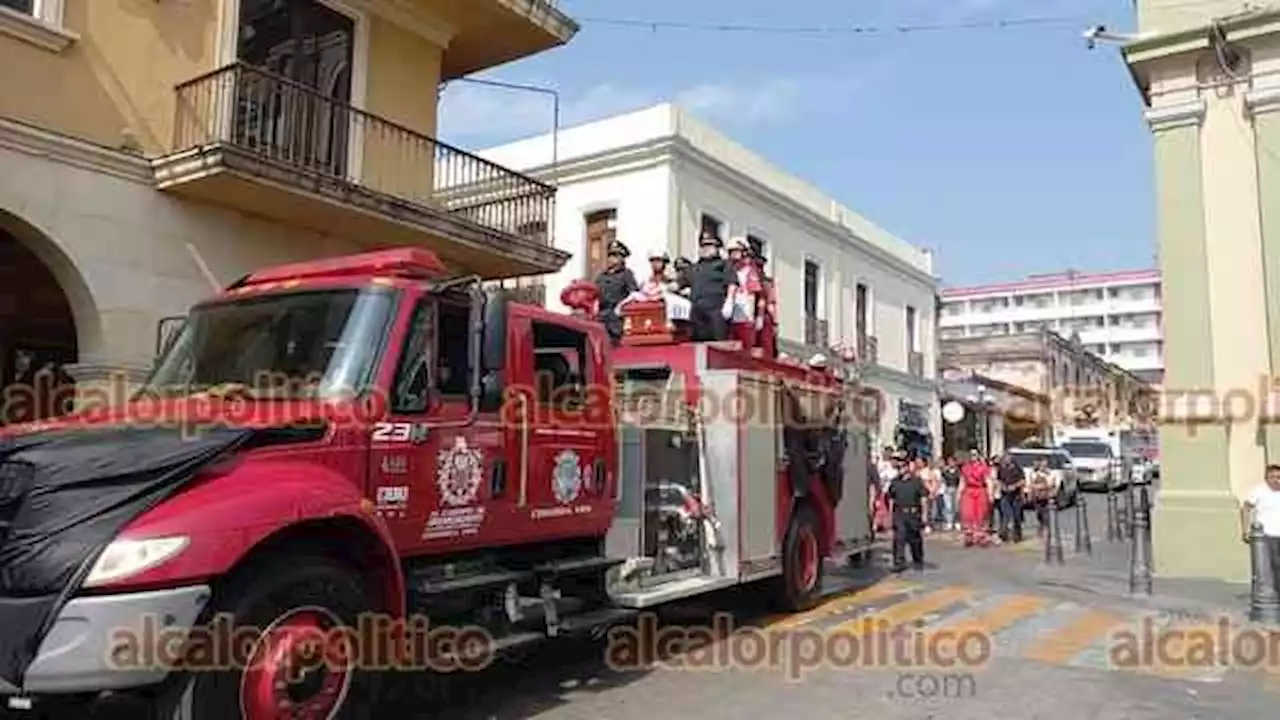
[1083,24,1146,49]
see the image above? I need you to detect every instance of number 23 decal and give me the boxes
[372,422,428,443]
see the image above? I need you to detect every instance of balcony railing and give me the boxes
[486,280,547,306]
[909,351,925,377]
[804,316,829,347]
[858,335,878,364]
[172,63,554,246]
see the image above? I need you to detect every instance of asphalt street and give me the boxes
[12,485,1272,720]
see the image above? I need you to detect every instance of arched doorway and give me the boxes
[0,229,78,424]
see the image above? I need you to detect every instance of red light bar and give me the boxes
[240,248,449,286]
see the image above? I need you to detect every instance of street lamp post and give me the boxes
[439,76,561,167]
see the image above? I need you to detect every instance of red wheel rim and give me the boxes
[798,526,820,591]
[239,606,351,720]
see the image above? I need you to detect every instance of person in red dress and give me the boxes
[959,450,993,546]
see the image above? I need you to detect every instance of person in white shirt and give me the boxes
[1241,465,1280,545]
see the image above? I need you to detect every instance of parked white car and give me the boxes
[1059,439,1116,491]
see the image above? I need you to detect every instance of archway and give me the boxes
[0,221,82,424]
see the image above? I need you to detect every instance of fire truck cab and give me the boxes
[0,248,875,719]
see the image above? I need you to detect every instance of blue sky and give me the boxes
[436,0,1153,288]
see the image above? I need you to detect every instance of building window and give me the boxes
[584,209,617,278]
[1,0,34,14]
[700,213,723,242]
[856,283,869,341]
[746,234,766,260]
[803,260,821,317]
[906,306,918,353]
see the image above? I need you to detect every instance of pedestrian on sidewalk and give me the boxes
[1026,457,1057,537]
[888,457,928,572]
[922,458,941,534]
[1241,465,1280,584]
[996,453,1026,543]
[940,456,961,531]
[959,450,992,547]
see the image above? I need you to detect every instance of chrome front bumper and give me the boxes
[3,585,211,695]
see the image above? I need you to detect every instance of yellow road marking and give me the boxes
[829,586,972,636]
[765,579,917,630]
[1024,609,1122,666]
[929,594,1050,639]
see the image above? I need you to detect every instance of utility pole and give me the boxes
[439,76,562,168]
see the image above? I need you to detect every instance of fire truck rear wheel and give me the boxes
[775,502,823,612]
[162,555,374,720]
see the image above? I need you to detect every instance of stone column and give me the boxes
[1146,86,1250,581]
[1247,80,1280,464]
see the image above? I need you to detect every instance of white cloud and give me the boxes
[674,78,807,127]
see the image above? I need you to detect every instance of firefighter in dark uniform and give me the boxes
[595,240,639,344]
[887,457,928,572]
[682,232,733,341]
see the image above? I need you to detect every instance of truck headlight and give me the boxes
[83,536,190,588]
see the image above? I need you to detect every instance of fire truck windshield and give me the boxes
[143,288,395,399]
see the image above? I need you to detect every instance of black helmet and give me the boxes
[698,233,723,248]
[607,241,630,258]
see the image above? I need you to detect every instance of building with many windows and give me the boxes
[0,0,576,420]
[477,104,942,452]
[939,269,1164,385]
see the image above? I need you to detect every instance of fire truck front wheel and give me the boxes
[161,555,373,720]
[774,502,824,612]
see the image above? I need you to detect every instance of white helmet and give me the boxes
[726,236,750,252]
[808,353,829,368]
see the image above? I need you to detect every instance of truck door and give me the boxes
[519,319,607,532]
[369,294,502,553]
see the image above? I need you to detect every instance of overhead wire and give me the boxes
[571,0,1260,37]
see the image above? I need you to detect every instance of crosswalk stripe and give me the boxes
[766,579,917,630]
[829,586,972,636]
[928,594,1051,641]
[1023,609,1123,666]
[1119,622,1229,682]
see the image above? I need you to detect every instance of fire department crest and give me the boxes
[437,437,482,507]
[552,450,583,505]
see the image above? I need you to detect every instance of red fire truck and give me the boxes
[0,248,875,719]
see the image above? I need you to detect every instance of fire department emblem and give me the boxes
[552,450,583,505]
[437,437,482,507]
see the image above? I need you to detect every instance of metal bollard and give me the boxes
[1128,485,1153,595]
[1106,487,1120,542]
[1044,498,1065,565]
[1075,490,1093,555]
[1249,520,1280,624]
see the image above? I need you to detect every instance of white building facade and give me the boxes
[479,104,941,452]
[939,270,1164,385]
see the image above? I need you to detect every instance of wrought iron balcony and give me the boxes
[164,63,562,276]
[804,316,829,348]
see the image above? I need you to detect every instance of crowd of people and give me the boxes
[871,447,1061,568]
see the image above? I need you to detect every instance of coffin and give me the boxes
[620,293,690,345]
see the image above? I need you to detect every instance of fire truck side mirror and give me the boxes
[154,316,187,364]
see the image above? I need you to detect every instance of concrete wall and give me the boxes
[0,119,367,383]
[0,0,449,155]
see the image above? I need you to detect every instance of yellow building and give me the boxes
[1123,1,1280,580]
[0,0,576,418]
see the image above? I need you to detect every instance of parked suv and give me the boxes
[1008,447,1079,508]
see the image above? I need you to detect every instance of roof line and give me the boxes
[941,268,1159,298]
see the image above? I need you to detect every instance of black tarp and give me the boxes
[0,425,251,688]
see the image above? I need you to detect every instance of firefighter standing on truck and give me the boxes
[596,240,639,344]
[888,457,928,572]
[683,232,733,341]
